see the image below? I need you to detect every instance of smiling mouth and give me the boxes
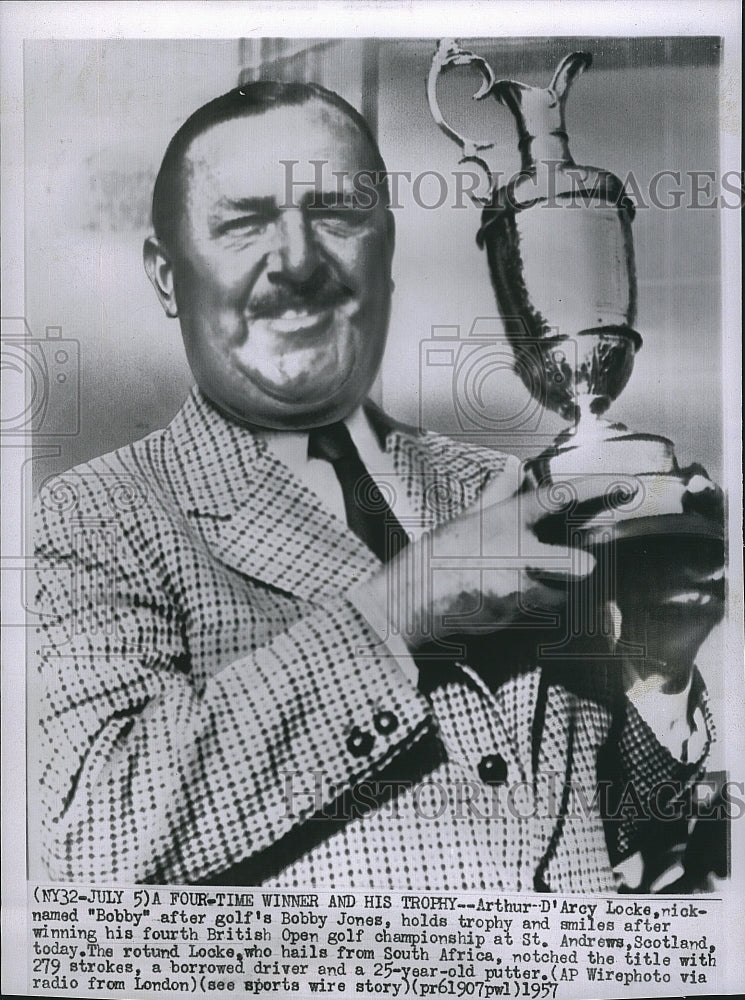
[665,591,720,606]
[261,306,335,334]
[660,572,725,607]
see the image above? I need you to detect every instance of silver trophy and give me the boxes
[428,39,723,546]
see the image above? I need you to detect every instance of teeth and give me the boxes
[667,591,713,605]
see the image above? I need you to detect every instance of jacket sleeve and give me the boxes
[33,483,433,885]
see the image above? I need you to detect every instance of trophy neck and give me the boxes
[499,82,576,173]
[519,130,574,172]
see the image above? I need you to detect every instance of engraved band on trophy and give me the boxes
[427,38,723,546]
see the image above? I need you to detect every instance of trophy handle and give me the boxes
[491,52,592,170]
[550,51,593,101]
[427,38,496,201]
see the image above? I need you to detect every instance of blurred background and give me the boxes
[22,36,725,717]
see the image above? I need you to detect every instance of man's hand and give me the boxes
[351,475,599,653]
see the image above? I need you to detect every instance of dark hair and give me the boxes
[151,80,388,251]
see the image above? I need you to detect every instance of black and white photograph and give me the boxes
[2,2,742,998]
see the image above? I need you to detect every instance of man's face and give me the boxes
[160,101,393,429]
[614,537,724,680]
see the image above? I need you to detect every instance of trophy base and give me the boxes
[529,419,677,480]
[528,418,724,546]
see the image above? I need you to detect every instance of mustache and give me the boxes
[248,271,353,319]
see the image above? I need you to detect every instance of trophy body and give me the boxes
[427,40,720,544]
[482,181,676,482]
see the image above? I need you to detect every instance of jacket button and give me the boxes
[373,711,398,736]
[346,727,374,757]
[478,753,508,786]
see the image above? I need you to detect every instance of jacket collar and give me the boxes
[164,388,496,603]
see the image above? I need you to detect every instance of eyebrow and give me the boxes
[213,196,277,215]
[214,191,372,214]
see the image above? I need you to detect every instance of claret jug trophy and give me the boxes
[427,38,723,549]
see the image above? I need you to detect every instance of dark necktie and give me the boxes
[309,422,458,697]
[308,422,409,563]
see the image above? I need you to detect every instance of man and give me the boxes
[34,81,724,892]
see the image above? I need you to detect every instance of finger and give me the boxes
[531,472,642,498]
[519,578,575,612]
[475,472,613,521]
[525,544,596,579]
[528,480,642,536]
[477,469,528,510]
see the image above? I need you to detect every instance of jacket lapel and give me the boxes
[164,390,375,601]
[366,399,502,530]
[164,390,504,604]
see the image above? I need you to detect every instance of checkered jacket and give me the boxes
[34,388,711,891]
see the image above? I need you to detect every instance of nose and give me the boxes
[268,208,323,286]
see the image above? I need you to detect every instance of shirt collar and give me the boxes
[258,407,386,473]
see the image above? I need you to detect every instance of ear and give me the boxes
[143,236,178,318]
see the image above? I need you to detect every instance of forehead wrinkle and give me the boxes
[174,100,384,242]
